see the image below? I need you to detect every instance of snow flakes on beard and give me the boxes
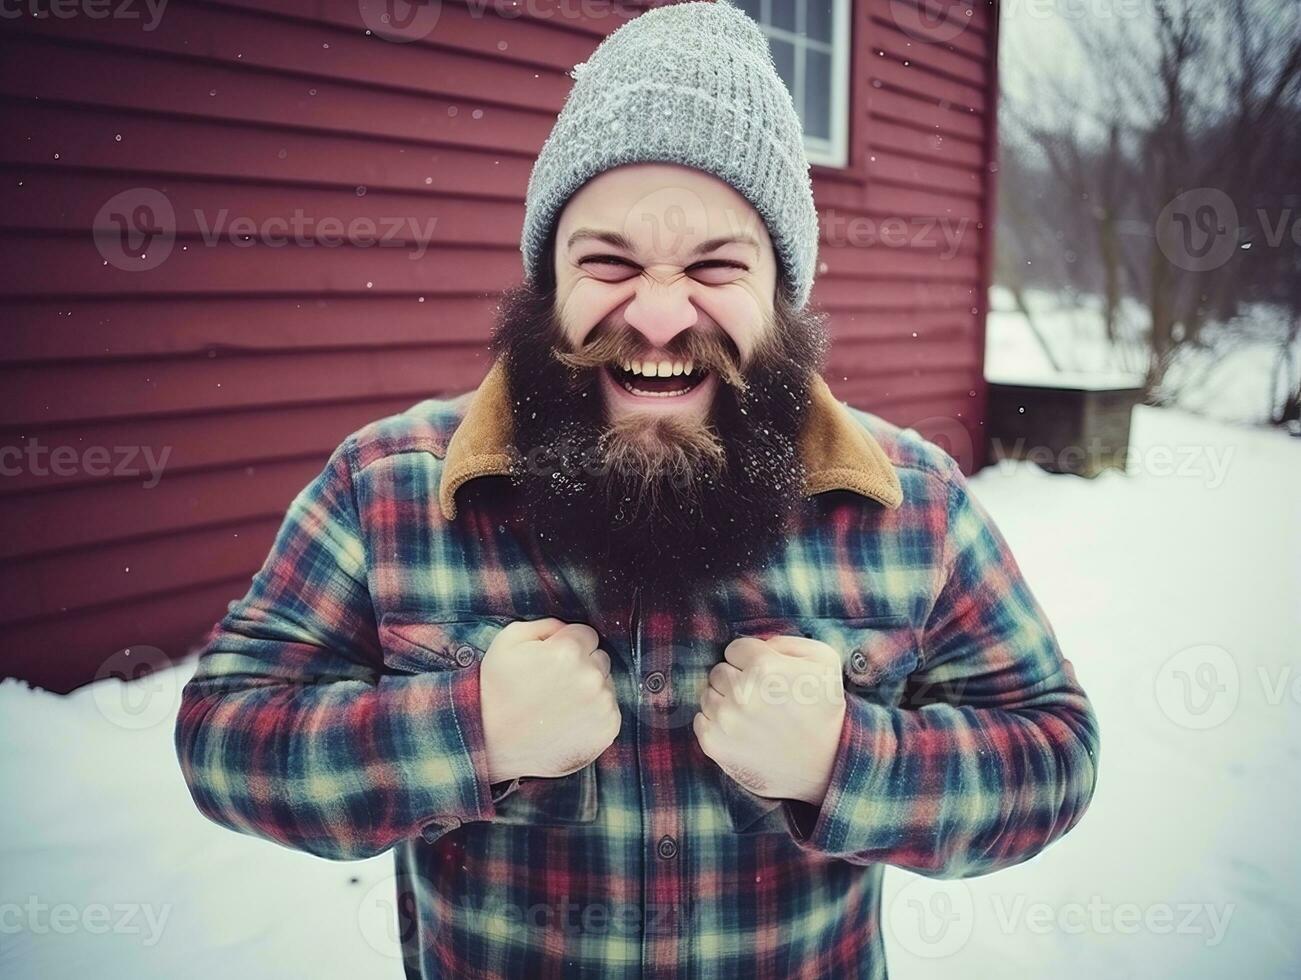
[487,280,830,609]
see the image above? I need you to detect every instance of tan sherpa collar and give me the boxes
[438,357,903,521]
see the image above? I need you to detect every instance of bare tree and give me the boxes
[997,0,1301,413]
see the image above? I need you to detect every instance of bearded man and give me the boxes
[176,4,1100,978]
[490,161,833,612]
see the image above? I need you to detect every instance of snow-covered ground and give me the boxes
[2,404,1297,979]
[885,404,1300,979]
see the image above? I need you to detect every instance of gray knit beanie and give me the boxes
[519,0,820,310]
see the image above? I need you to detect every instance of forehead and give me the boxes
[556,162,773,260]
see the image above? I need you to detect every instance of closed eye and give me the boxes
[689,260,748,271]
[577,256,749,280]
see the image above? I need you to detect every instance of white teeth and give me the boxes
[619,380,698,398]
[622,358,685,377]
[615,358,708,382]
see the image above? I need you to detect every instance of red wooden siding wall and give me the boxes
[0,0,999,692]
[823,0,996,468]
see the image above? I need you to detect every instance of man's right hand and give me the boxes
[479,618,621,783]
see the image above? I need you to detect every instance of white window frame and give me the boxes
[750,0,852,168]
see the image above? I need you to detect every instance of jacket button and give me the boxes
[453,644,477,667]
[656,835,678,860]
[644,670,666,693]
[849,650,869,673]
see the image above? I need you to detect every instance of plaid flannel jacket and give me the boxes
[175,357,1100,979]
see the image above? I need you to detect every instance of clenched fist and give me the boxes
[693,634,847,806]
[479,618,621,783]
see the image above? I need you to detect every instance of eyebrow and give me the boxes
[566,228,760,257]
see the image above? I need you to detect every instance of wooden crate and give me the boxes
[986,378,1145,477]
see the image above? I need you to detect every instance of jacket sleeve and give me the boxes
[778,456,1101,878]
[173,438,518,861]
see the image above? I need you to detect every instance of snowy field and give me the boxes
[2,403,1297,978]
[884,404,1299,979]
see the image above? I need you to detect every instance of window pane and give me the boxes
[769,0,796,32]
[804,47,831,141]
[769,37,796,101]
[734,0,761,20]
[805,0,834,41]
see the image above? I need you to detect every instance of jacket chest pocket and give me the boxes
[378,611,599,828]
[714,614,921,836]
[379,612,512,673]
[726,614,921,705]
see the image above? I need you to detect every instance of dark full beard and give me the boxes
[486,280,830,610]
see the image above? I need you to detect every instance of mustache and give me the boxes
[552,321,750,392]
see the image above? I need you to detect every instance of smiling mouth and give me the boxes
[604,362,710,398]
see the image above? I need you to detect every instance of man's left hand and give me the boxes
[693,634,847,807]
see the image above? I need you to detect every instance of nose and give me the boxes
[622,275,698,351]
